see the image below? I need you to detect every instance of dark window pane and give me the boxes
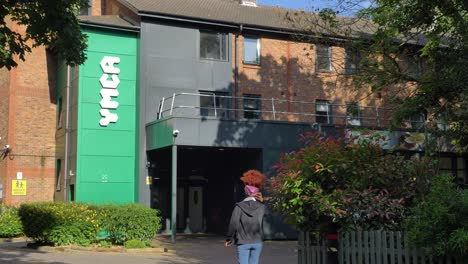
[316,44,331,71]
[199,92,229,118]
[346,102,361,125]
[243,95,261,119]
[345,48,361,74]
[316,100,331,123]
[200,31,227,60]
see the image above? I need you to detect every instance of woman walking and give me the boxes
[225,170,267,264]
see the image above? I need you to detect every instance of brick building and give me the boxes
[1,0,466,238]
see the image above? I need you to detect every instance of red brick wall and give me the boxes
[234,35,389,126]
[0,21,56,206]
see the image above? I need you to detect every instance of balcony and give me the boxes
[156,92,410,129]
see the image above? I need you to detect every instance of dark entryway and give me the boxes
[147,146,262,235]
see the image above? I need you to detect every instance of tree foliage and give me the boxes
[404,174,468,258]
[289,0,468,152]
[0,0,89,69]
[268,132,435,232]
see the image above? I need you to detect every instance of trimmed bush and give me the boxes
[18,202,99,245]
[103,204,161,245]
[17,202,161,247]
[0,205,23,238]
[124,239,147,249]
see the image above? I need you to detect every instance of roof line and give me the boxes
[79,21,140,33]
[139,11,351,42]
[139,12,239,28]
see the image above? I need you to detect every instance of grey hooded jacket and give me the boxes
[226,198,266,245]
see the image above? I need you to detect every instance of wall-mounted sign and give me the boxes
[17,171,23,180]
[12,180,26,196]
[99,56,121,126]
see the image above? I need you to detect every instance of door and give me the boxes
[188,186,204,232]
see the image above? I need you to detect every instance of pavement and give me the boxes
[0,235,297,264]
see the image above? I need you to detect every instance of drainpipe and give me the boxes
[63,65,71,201]
[234,24,243,119]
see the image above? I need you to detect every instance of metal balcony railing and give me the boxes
[156,92,422,129]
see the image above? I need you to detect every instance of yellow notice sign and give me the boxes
[12,180,26,196]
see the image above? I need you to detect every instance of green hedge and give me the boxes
[18,202,161,246]
[0,205,23,238]
[94,204,162,245]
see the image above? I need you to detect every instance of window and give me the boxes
[406,54,422,78]
[200,31,228,61]
[57,97,63,128]
[316,44,331,72]
[410,112,426,129]
[439,157,467,187]
[243,94,261,119]
[243,37,260,64]
[55,159,61,191]
[79,0,91,15]
[346,102,361,126]
[345,48,361,74]
[199,91,229,118]
[316,100,332,124]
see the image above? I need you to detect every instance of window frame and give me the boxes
[199,91,230,118]
[346,102,361,126]
[243,94,262,119]
[316,44,332,72]
[243,36,261,65]
[315,100,332,124]
[345,48,361,74]
[199,30,228,61]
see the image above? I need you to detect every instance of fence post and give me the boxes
[158,97,165,119]
[213,93,217,117]
[169,93,176,115]
[272,98,276,120]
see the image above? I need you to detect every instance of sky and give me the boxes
[257,0,337,11]
[257,0,372,16]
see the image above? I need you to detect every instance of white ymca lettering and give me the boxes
[99,56,120,126]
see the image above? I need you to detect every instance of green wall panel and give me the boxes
[79,156,135,183]
[79,129,135,156]
[76,27,138,204]
[77,183,134,204]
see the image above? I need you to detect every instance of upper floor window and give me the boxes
[243,94,262,119]
[346,102,361,126]
[410,112,426,129]
[406,54,423,78]
[200,31,228,61]
[243,36,260,65]
[345,48,361,74]
[79,0,91,15]
[316,44,331,72]
[316,100,332,124]
[199,91,229,118]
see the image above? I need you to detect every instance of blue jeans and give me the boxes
[237,242,263,264]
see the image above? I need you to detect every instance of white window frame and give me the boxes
[243,36,260,65]
[315,100,332,124]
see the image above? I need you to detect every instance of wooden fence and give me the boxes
[298,230,464,264]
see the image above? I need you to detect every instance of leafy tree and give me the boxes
[0,0,89,69]
[268,132,435,232]
[404,174,468,258]
[288,0,468,152]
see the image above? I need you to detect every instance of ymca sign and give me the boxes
[99,56,120,126]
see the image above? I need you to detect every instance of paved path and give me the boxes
[0,236,297,264]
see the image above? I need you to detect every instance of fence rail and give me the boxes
[298,231,463,264]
